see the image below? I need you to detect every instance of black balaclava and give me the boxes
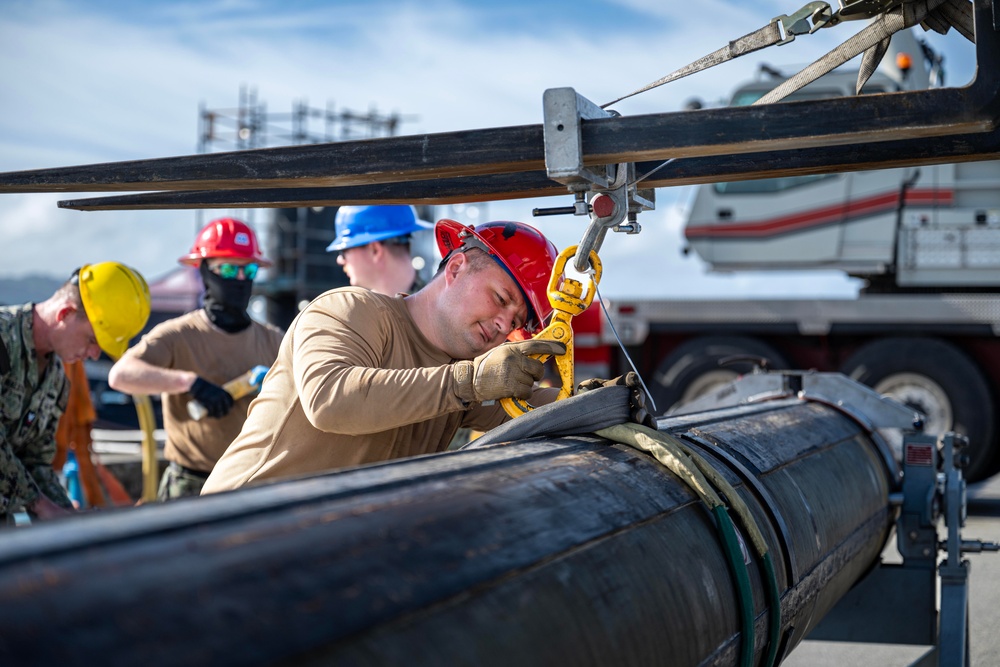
[199,261,253,333]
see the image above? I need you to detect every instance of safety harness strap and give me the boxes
[602,21,785,108]
[922,0,973,40]
[604,0,969,113]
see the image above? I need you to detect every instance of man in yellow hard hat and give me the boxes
[0,262,150,525]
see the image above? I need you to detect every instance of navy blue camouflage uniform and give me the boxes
[0,304,73,523]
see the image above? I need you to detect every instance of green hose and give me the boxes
[661,429,782,667]
[763,552,781,667]
[713,504,756,667]
[597,423,782,667]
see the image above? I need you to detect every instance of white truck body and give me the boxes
[597,30,1000,481]
[686,159,1000,287]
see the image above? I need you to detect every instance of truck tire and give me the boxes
[840,337,996,482]
[651,336,789,415]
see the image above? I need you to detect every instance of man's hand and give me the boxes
[26,494,75,520]
[454,340,566,403]
[577,372,656,429]
[189,377,235,419]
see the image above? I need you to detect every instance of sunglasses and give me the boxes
[213,263,259,280]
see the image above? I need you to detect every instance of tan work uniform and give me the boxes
[203,288,506,493]
[127,310,283,473]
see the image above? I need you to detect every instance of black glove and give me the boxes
[189,377,235,419]
[577,372,656,429]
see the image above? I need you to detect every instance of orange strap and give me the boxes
[55,360,119,507]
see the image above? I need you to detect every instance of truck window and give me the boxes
[713,174,834,194]
[730,89,841,106]
[730,84,888,107]
[718,83,886,194]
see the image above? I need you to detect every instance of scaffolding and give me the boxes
[197,85,406,153]
[196,85,414,328]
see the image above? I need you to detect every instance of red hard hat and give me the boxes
[436,219,558,334]
[178,218,272,268]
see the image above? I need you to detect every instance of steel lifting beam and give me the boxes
[57,125,1000,211]
[0,1,997,211]
[12,79,996,197]
[19,80,995,197]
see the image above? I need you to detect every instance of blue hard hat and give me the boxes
[326,205,432,252]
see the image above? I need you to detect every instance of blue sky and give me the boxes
[0,0,979,298]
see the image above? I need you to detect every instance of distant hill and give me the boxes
[0,275,63,306]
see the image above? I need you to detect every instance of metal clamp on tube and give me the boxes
[501,245,603,418]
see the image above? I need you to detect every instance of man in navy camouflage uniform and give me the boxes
[0,262,150,525]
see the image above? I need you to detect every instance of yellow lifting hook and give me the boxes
[501,244,603,418]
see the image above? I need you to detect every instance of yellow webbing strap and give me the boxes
[597,423,724,510]
[596,422,781,667]
[598,423,769,552]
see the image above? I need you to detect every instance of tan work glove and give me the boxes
[454,340,567,403]
[577,371,656,429]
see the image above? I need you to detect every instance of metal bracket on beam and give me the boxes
[542,87,657,270]
[619,180,655,234]
[542,87,617,189]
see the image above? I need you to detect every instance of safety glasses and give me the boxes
[213,263,259,280]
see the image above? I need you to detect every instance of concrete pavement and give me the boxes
[784,474,1000,666]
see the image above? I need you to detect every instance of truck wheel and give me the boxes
[840,337,996,482]
[651,336,789,415]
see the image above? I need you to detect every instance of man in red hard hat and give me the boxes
[109,218,285,499]
[203,219,566,493]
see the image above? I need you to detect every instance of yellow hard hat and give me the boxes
[77,262,151,360]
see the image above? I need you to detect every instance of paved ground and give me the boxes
[784,474,1000,666]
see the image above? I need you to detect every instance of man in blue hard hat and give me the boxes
[327,205,432,296]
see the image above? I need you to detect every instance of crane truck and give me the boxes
[592,29,1000,481]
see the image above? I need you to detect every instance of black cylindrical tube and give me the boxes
[0,398,893,666]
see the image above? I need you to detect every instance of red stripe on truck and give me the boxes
[685,188,954,240]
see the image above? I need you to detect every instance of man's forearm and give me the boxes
[109,357,197,395]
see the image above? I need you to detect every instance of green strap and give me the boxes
[597,423,782,667]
